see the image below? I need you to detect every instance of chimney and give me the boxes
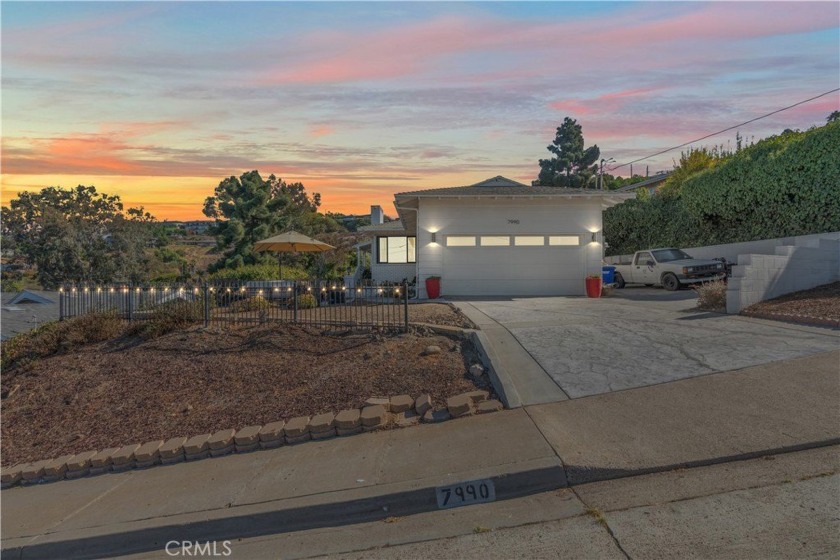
[370,205,384,225]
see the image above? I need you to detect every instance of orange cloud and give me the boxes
[308,124,335,137]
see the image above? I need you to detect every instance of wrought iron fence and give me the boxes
[59,280,410,331]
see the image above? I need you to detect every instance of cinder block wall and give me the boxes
[726,235,840,314]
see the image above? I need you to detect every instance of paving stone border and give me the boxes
[0,389,502,489]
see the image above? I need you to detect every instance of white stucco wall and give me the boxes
[415,198,605,297]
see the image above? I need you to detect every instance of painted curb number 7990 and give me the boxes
[435,478,496,509]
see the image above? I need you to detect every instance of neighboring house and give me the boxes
[1,290,60,340]
[351,176,633,297]
[616,171,672,196]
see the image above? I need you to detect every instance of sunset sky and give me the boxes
[2,1,838,220]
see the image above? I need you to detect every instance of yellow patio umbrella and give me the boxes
[253,231,335,279]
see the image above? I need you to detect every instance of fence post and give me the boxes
[203,283,210,327]
[293,280,298,323]
[403,280,409,332]
[59,288,64,321]
[127,282,134,322]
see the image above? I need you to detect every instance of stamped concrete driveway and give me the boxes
[458,287,839,399]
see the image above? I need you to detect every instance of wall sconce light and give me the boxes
[591,232,598,243]
[431,232,437,243]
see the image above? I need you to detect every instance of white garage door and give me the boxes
[441,235,586,296]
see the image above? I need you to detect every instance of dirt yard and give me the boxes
[743,282,840,322]
[409,303,475,328]
[1,324,487,466]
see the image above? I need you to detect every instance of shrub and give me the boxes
[228,295,272,313]
[296,293,318,309]
[1,279,23,292]
[1,311,124,371]
[127,299,203,339]
[694,280,727,311]
[209,263,308,281]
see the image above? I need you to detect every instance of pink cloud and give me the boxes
[550,87,664,117]
[308,124,335,137]
[255,4,835,86]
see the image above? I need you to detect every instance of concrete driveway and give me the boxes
[457,287,839,401]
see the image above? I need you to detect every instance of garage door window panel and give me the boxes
[447,236,476,247]
[480,236,510,246]
[515,236,545,246]
[549,236,580,246]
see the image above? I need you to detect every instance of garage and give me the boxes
[362,176,633,298]
[441,234,586,296]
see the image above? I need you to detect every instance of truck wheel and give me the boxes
[614,272,626,289]
[662,273,680,291]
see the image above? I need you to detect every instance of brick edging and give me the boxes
[741,309,840,328]
[1,386,503,489]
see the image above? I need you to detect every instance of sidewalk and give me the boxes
[2,350,838,559]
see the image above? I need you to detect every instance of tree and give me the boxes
[827,110,840,123]
[537,117,600,188]
[658,146,729,197]
[202,171,342,271]
[1,186,157,288]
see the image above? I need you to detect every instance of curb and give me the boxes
[4,438,838,559]
[470,330,522,409]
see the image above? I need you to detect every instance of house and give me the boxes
[616,171,672,196]
[352,176,634,297]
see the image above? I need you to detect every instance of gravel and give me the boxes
[744,282,840,321]
[1,324,488,466]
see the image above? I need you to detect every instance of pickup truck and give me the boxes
[612,248,726,291]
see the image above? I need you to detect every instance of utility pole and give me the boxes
[599,158,614,190]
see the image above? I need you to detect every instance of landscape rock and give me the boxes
[364,397,391,411]
[334,409,361,430]
[208,429,236,450]
[43,454,75,481]
[422,408,451,423]
[414,394,433,415]
[423,345,442,355]
[309,412,336,434]
[183,434,211,460]
[446,394,474,417]
[469,364,485,378]
[234,426,262,447]
[389,395,414,413]
[336,426,363,437]
[259,421,285,448]
[284,416,311,438]
[89,447,120,473]
[477,399,504,413]
[111,444,140,472]
[20,460,50,482]
[134,440,164,467]
[394,411,420,427]
[159,437,187,464]
[463,390,490,403]
[1,465,23,488]
[285,432,311,444]
[66,450,98,473]
[360,404,388,428]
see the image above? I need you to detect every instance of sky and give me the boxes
[2,1,838,220]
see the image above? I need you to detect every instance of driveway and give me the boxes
[457,287,839,400]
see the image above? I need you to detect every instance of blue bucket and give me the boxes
[602,265,616,284]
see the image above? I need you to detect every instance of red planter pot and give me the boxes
[585,277,602,298]
[425,277,441,299]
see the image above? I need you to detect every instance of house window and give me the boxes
[514,236,544,246]
[446,236,476,247]
[377,236,416,263]
[548,236,580,246]
[480,236,510,246]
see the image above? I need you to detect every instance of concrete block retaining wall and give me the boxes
[725,235,840,314]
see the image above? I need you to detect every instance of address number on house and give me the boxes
[435,478,496,509]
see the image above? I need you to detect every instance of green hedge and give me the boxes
[605,122,840,255]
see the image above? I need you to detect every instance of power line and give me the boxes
[608,88,840,172]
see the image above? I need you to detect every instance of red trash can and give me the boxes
[425,276,441,299]
[585,276,602,298]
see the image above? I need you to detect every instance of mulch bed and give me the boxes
[1,324,486,467]
[742,282,840,325]
[409,303,476,329]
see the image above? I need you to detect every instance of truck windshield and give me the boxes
[652,249,692,262]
